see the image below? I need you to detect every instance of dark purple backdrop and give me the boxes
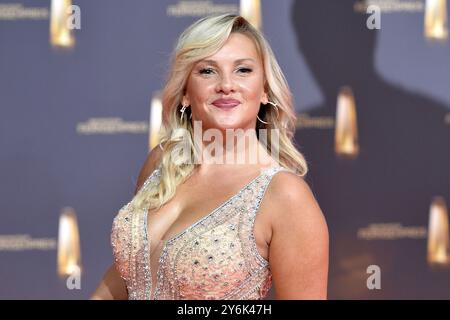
[1,0,449,299]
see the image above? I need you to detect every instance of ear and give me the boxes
[182,95,190,106]
[260,91,269,105]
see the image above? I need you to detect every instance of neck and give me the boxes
[194,127,276,168]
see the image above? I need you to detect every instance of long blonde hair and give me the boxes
[133,14,308,211]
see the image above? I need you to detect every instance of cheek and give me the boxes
[186,78,211,104]
[240,80,265,107]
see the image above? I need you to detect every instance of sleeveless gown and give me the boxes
[111,165,292,299]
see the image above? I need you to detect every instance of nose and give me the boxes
[215,74,236,94]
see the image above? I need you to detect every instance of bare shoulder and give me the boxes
[266,170,328,237]
[265,169,329,299]
[134,143,163,194]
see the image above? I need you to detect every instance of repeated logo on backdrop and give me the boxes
[0,0,449,299]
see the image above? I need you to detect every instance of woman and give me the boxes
[92,14,328,300]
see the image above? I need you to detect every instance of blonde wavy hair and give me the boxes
[133,13,308,211]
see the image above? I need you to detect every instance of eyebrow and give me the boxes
[198,58,256,65]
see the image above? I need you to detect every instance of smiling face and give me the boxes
[183,32,268,132]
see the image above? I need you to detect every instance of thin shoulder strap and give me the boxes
[257,166,288,201]
[137,166,161,194]
[235,166,292,268]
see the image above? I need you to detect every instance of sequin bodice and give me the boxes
[111,165,290,300]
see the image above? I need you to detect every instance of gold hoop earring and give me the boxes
[257,101,280,124]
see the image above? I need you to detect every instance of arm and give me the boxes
[90,264,128,300]
[91,144,163,300]
[134,143,163,194]
[268,172,329,299]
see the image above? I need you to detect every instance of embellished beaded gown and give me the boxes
[111,165,291,300]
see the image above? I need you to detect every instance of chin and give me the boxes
[195,114,253,131]
[213,121,243,131]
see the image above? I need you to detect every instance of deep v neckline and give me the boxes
[142,164,280,299]
[146,165,279,246]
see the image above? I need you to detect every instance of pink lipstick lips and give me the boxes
[211,98,240,109]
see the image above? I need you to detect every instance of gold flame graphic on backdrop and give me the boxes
[57,207,81,277]
[424,0,448,40]
[335,86,359,158]
[149,93,163,151]
[50,0,75,48]
[240,0,262,30]
[427,196,450,267]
